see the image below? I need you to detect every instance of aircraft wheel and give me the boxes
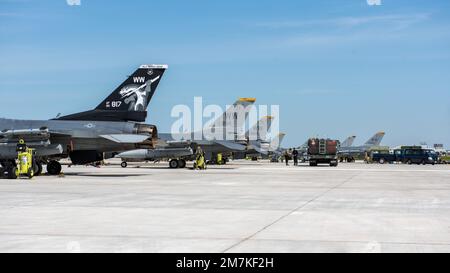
[169,159,179,169]
[7,167,18,179]
[177,159,186,169]
[379,158,385,164]
[34,162,43,176]
[121,162,128,168]
[47,160,62,175]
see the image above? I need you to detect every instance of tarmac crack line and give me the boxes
[222,172,361,253]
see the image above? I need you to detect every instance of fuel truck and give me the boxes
[307,138,339,167]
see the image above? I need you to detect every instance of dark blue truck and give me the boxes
[371,147,438,165]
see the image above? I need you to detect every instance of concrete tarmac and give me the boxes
[0,160,449,253]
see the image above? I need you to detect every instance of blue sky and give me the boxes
[0,0,449,148]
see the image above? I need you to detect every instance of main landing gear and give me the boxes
[46,160,62,175]
[169,159,186,169]
[33,161,43,176]
[1,163,18,180]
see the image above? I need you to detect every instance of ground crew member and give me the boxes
[364,151,370,164]
[292,148,299,166]
[16,139,27,152]
[195,147,206,170]
[284,150,290,166]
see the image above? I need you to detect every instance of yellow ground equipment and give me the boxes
[217,153,223,165]
[14,139,35,179]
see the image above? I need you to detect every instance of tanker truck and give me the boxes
[307,138,339,167]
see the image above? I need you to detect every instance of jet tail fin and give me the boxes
[207,98,255,129]
[55,64,167,122]
[364,131,385,146]
[341,135,356,147]
[202,98,256,140]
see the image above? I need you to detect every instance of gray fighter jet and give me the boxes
[0,64,167,177]
[161,97,257,165]
[338,131,385,162]
[233,115,274,160]
[117,98,256,168]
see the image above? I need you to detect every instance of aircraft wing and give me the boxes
[213,140,247,151]
[0,129,65,158]
[100,134,150,144]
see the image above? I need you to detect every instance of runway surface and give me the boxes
[1,160,449,252]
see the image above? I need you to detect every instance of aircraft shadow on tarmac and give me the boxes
[295,164,339,168]
[116,166,238,170]
[61,173,148,178]
[121,166,180,170]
